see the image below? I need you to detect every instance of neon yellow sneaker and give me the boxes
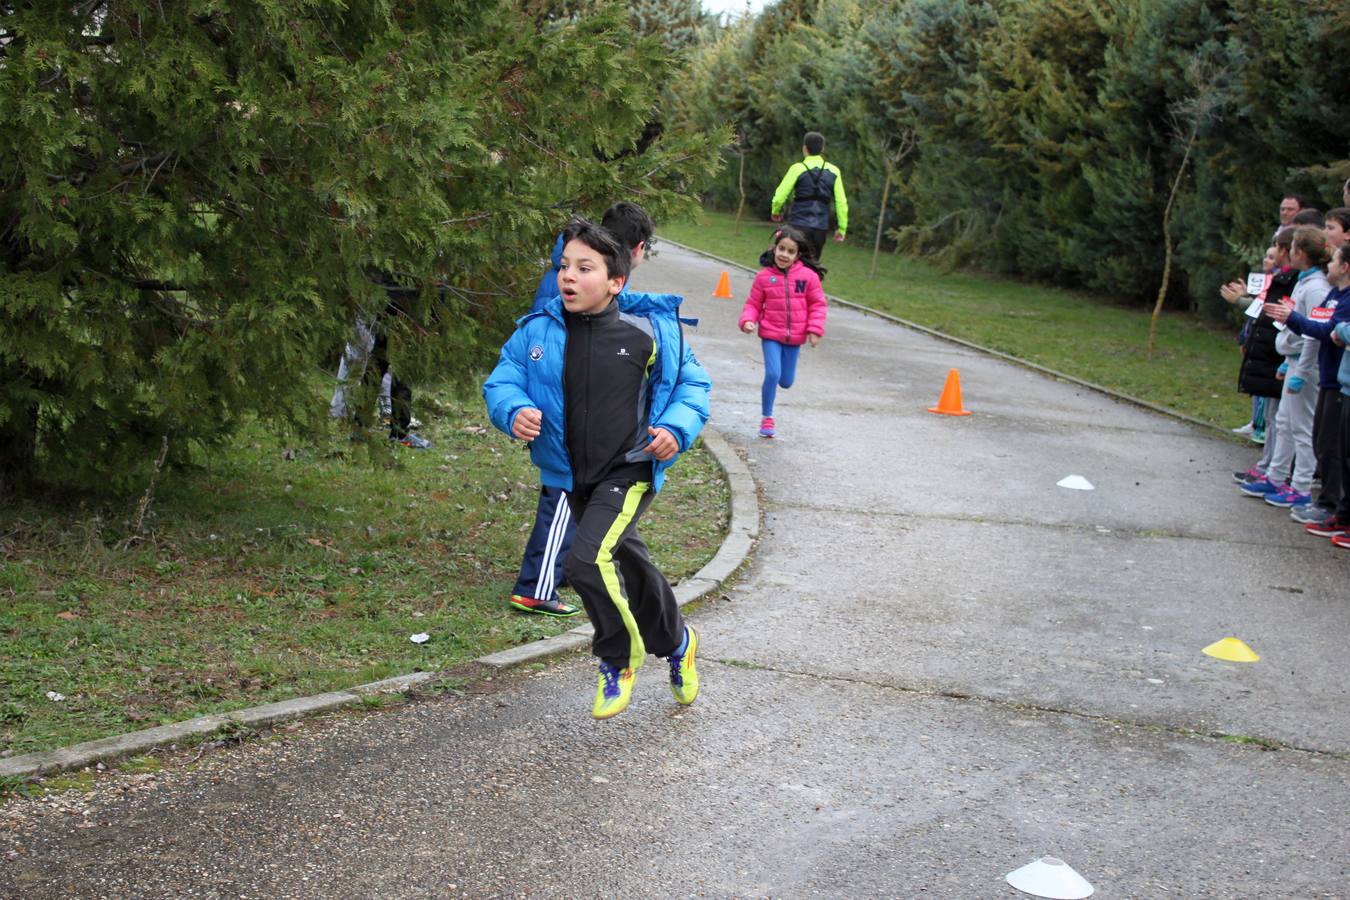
[667,625,699,705]
[592,661,636,720]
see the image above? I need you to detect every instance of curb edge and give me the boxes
[0,425,759,780]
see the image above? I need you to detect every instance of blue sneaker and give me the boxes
[1265,486,1312,508]
[1239,477,1280,497]
[1291,503,1335,525]
[394,432,433,450]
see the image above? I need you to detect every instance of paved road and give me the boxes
[4,242,1348,898]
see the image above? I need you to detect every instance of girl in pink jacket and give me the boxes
[739,225,828,438]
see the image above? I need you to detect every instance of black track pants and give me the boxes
[563,477,683,671]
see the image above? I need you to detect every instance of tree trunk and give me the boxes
[733,147,746,235]
[870,166,893,279]
[1148,129,1197,359]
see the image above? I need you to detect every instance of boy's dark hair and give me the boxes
[562,216,631,282]
[803,131,825,155]
[600,201,654,255]
[1336,243,1350,266]
[1326,207,1350,231]
[1292,207,1324,228]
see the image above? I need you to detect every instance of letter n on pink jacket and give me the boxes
[738,260,827,346]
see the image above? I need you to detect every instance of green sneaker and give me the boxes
[592,661,636,720]
[667,625,699,705]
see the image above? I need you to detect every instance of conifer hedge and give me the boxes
[0,1,722,495]
[671,0,1350,315]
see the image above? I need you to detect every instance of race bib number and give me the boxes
[1244,298,1264,318]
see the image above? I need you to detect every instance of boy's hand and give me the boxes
[833,231,845,243]
[807,333,821,347]
[643,426,678,461]
[770,213,783,223]
[512,408,542,441]
[741,321,757,334]
[1264,302,1291,322]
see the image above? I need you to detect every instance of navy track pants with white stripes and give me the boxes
[511,485,575,602]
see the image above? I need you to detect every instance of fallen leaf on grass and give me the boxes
[56,611,79,621]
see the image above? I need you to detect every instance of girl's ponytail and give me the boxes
[1292,225,1331,268]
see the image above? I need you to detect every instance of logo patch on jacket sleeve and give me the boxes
[795,279,807,293]
[529,345,544,361]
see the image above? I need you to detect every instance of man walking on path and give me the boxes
[770,131,847,261]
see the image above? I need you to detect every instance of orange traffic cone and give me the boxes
[927,368,971,416]
[713,271,733,299]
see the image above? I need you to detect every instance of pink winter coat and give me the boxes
[738,261,827,346]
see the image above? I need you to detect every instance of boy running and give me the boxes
[484,218,712,719]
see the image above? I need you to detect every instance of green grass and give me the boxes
[661,210,1250,429]
[0,388,729,760]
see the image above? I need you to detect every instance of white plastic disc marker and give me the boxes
[1006,856,1094,899]
[1056,475,1095,491]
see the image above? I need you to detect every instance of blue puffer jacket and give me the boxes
[483,291,711,492]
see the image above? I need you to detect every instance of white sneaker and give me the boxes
[1231,422,1254,435]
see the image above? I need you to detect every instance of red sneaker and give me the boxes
[509,594,581,617]
[1331,534,1350,550]
[1305,517,1350,538]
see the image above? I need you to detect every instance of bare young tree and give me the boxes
[870,128,917,279]
[1148,54,1226,358]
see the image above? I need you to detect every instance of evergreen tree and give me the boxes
[0,1,722,495]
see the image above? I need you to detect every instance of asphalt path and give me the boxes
[3,241,1348,898]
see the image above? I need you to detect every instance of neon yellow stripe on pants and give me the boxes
[597,482,649,670]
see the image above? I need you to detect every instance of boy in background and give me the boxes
[771,131,848,260]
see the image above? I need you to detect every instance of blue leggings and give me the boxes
[760,339,802,417]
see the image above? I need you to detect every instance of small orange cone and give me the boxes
[713,271,733,299]
[927,368,971,416]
